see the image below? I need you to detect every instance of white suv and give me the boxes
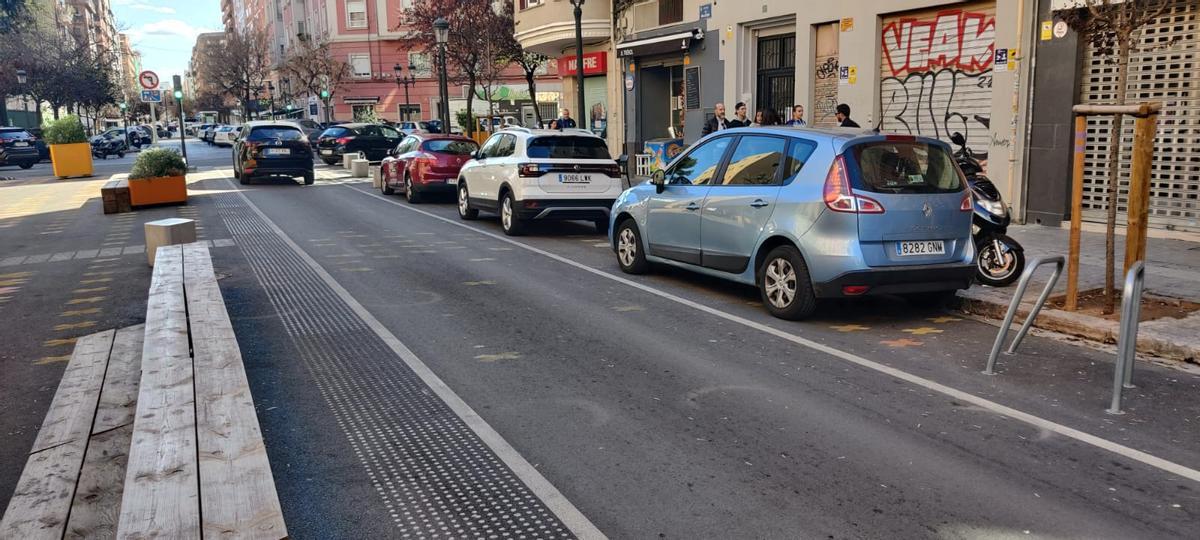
[456,128,623,235]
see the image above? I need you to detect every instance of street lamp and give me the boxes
[15,69,28,126]
[393,63,416,124]
[15,69,26,85]
[266,81,276,120]
[119,101,129,147]
[434,16,451,134]
[569,0,585,130]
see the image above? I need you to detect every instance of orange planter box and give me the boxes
[49,143,94,178]
[128,175,187,207]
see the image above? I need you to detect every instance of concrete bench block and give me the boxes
[143,218,196,266]
[351,159,369,178]
[343,153,359,170]
[370,165,382,188]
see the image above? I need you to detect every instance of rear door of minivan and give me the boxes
[844,138,971,267]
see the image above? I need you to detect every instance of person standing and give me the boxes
[702,102,729,135]
[835,103,860,128]
[785,105,807,127]
[761,108,781,126]
[556,108,577,129]
[728,102,751,128]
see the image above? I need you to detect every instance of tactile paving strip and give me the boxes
[212,191,574,539]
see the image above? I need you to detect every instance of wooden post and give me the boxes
[1065,114,1087,312]
[1124,113,1157,274]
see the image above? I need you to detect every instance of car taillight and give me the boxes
[518,163,543,177]
[335,136,355,145]
[602,163,621,177]
[823,156,884,214]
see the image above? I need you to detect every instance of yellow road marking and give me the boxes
[0,279,28,287]
[79,278,112,284]
[44,338,78,347]
[54,321,97,331]
[927,316,962,324]
[61,307,101,316]
[831,324,871,332]
[881,338,924,348]
[34,355,72,365]
[0,271,34,279]
[902,327,943,336]
[66,296,105,304]
[83,271,115,276]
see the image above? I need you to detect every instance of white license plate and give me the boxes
[265,148,291,156]
[896,240,946,256]
[558,173,593,184]
[321,149,333,155]
[445,178,456,184]
[13,142,28,147]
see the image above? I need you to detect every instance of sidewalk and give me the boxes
[957,223,1200,363]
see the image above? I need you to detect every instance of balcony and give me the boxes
[513,0,612,56]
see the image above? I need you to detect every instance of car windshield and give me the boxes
[248,127,305,141]
[378,126,401,139]
[526,136,611,160]
[850,141,962,194]
[298,120,320,130]
[424,139,477,155]
[0,130,30,140]
[321,127,348,138]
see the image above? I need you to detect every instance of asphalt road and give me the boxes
[2,145,1198,538]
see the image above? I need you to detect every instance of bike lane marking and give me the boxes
[343,182,1200,485]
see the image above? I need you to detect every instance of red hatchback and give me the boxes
[380,134,479,203]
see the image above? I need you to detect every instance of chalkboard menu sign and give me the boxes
[685,66,700,110]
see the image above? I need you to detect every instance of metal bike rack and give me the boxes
[984,256,1065,375]
[1107,261,1146,415]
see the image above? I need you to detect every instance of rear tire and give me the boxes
[457,182,478,220]
[303,172,315,185]
[381,171,395,194]
[18,161,33,169]
[594,218,609,234]
[614,219,648,274]
[758,245,817,320]
[975,233,1025,287]
[500,191,524,236]
[322,159,339,166]
[404,173,421,204]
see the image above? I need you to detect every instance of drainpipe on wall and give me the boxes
[1007,0,1028,221]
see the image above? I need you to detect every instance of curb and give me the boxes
[955,291,1200,364]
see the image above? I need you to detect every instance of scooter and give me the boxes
[91,136,126,159]
[951,132,1025,287]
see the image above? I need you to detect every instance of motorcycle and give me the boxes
[91,136,127,160]
[951,132,1025,287]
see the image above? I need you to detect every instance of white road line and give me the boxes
[225,178,605,539]
[343,182,1200,485]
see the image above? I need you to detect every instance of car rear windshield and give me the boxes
[0,130,31,140]
[248,127,304,141]
[526,136,610,160]
[850,141,962,194]
[423,139,477,155]
[320,127,348,138]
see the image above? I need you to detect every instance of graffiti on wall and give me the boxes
[814,56,840,128]
[879,7,996,165]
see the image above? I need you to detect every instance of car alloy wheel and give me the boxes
[500,192,523,236]
[617,228,637,268]
[404,173,420,203]
[501,196,512,230]
[763,257,797,309]
[458,183,478,220]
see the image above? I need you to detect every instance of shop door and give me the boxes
[812,22,840,127]
[1079,0,1198,232]
[878,3,996,167]
[756,35,795,117]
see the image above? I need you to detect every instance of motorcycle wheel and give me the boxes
[117,152,125,158]
[975,233,1024,287]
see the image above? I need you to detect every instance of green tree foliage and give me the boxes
[40,115,88,145]
[129,147,187,179]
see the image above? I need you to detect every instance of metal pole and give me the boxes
[403,79,411,123]
[573,1,585,129]
[1108,261,1146,415]
[178,97,188,165]
[438,43,450,132]
[984,256,1066,375]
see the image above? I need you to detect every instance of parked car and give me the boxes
[456,127,622,235]
[24,127,51,162]
[0,127,39,169]
[212,125,240,147]
[201,124,219,144]
[396,121,433,134]
[609,128,975,320]
[233,121,314,185]
[380,134,479,203]
[294,119,323,146]
[315,123,404,165]
[90,127,149,148]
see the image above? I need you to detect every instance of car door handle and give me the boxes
[750,199,770,208]
[686,202,701,211]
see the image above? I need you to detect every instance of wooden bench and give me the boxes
[1,243,287,540]
[101,179,131,215]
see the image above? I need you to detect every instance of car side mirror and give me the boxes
[651,169,666,193]
[474,151,485,160]
[950,132,966,146]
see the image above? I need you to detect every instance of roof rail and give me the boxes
[500,126,531,134]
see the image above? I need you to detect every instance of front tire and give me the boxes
[303,172,315,185]
[404,172,421,204]
[975,233,1025,287]
[457,182,478,220]
[381,170,395,194]
[615,219,648,274]
[500,192,524,236]
[18,161,34,169]
[758,245,817,320]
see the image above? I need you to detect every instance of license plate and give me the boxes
[265,148,291,156]
[13,142,28,147]
[321,149,333,155]
[445,178,456,184]
[558,173,593,184]
[896,240,946,256]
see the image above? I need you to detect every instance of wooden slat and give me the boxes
[93,324,144,434]
[116,245,201,539]
[31,329,115,453]
[0,439,88,539]
[64,424,133,540]
[182,243,287,539]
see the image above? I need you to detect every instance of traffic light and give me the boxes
[320,90,330,99]
[119,103,127,110]
[174,90,183,99]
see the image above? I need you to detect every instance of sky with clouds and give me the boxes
[114,0,223,83]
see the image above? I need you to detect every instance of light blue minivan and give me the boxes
[609,127,975,320]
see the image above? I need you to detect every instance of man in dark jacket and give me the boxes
[556,108,577,129]
[702,102,728,136]
[836,103,860,128]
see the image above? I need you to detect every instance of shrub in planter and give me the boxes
[42,115,94,178]
[127,147,188,206]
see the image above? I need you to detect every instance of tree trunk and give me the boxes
[525,67,542,127]
[1102,39,1132,315]
[0,98,9,126]
[51,104,60,120]
[465,73,478,136]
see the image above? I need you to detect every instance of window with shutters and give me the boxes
[659,0,682,25]
[349,53,371,78]
[346,0,366,29]
[519,0,543,10]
